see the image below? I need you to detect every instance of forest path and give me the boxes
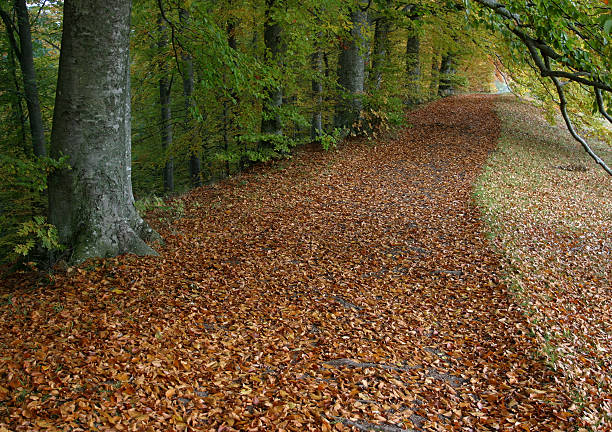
[1,95,575,430]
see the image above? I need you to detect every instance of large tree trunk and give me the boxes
[48,0,158,263]
[260,0,284,146]
[180,8,201,188]
[370,12,391,91]
[334,7,367,131]
[158,17,174,193]
[438,51,456,97]
[405,31,421,104]
[1,0,47,156]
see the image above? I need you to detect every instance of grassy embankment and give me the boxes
[474,94,612,429]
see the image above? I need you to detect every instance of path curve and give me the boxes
[0,95,575,431]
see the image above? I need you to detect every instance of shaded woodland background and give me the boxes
[0,0,500,264]
[0,0,611,264]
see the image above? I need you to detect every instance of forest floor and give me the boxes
[1,94,610,431]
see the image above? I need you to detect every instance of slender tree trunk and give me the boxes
[429,49,441,99]
[363,11,371,90]
[48,0,158,263]
[223,93,231,176]
[260,0,283,147]
[405,30,421,104]
[310,44,323,139]
[223,17,238,175]
[158,17,174,193]
[5,0,47,156]
[371,12,391,91]
[334,7,367,131]
[179,8,201,187]
[6,36,27,149]
[438,51,456,97]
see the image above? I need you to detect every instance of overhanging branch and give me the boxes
[472,0,612,176]
[595,88,612,125]
[546,58,612,175]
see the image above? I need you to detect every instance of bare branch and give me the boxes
[157,0,184,77]
[472,0,612,175]
[475,0,612,92]
[473,0,520,23]
[0,8,21,60]
[550,70,612,175]
[595,88,612,125]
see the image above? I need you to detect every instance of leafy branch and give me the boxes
[471,0,612,175]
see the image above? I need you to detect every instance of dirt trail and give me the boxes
[1,95,576,430]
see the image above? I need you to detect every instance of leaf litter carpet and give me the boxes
[1,95,585,430]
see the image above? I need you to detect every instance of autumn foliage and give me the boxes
[1,95,609,430]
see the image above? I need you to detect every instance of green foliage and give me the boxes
[5,0,609,265]
[469,0,612,146]
[134,196,166,214]
[0,154,67,263]
[0,1,63,265]
[316,128,343,151]
[13,216,62,257]
[352,94,407,140]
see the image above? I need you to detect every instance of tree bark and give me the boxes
[310,44,323,139]
[48,0,158,263]
[179,8,201,187]
[5,31,27,149]
[5,0,47,156]
[334,7,367,131]
[371,12,391,91]
[405,31,421,104]
[260,0,284,146]
[429,49,441,99]
[158,17,174,193]
[223,17,238,175]
[438,51,456,97]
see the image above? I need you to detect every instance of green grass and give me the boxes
[474,94,612,429]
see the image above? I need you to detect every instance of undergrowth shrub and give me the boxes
[0,153,67,265]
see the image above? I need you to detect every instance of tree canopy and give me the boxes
[0,0,610,263]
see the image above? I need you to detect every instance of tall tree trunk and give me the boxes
[260,0,283,147]
[1,0,47,156]
[334,7,367,131]
[429,49,441,99]
[179,8,201,187]
[48,0,158,263]
[371,12,391,91]
[310,44,323,139]
[158,17,174,193]
[362,11,371,90]
[405,30,421,104]
[438,51,456,97]
[223,17,238,175]
[6,34,27,149]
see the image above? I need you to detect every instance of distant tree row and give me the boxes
[0,0,609,264]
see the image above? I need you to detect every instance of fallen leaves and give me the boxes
[0,95,599,430]
[475,95,612,429]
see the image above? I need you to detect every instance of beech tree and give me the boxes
[405,29,421,103]
[157,16,174,193]
[0,0,47,157]
[471,0,612,175]
[179,6,201,187]
[335,4,368,131]
[48,0,159,262]
[438,50,457,96]
[260,0,284,146]
[370,2,392,91]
